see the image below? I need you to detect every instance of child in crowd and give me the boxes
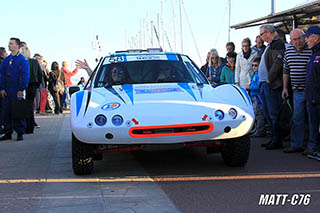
[249,57,266,137]
[220,52,237,84]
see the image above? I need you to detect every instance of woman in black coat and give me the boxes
[48,61,65,114]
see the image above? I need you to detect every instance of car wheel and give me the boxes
[220,134,250,167]
[72,133,94,175]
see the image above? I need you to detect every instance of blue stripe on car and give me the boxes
[240,87,252,105]
[166,53,178,61]
[84,91,92,116]
[106,87,126,104]
[197,84,204,99]
[76,91,85,117]
[232,85,249,105]
[121,84,134,104]
[178,83,197,101]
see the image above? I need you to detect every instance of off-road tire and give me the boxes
[72,133,94,175]
[220,134,250,167]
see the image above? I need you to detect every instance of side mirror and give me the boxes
[69,86,80,96]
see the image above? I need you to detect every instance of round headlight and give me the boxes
[112,115,124,126]
[95,114,107,126]
[214,110,224,120]
[229,108,237,119]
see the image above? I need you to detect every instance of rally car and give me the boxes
[70,49,254,175]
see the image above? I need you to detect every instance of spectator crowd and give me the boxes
[200,24,320,161]
[0,38,84,141]
[0,24,319,162]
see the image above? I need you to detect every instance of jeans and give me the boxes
[260,82,271,128]
[251,96,265,134]
[33,88,40,112]
[260,82,282,143]
[306,102,320,150]
[290,91,306,147]
[65,86,71,107]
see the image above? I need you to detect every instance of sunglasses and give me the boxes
[112,69,124,74]
[252,64,259,67]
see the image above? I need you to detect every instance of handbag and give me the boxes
[11,98,33,120]
[57,71,65,95]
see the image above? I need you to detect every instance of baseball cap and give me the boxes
[301,26,320,38]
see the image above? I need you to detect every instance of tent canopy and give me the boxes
[230,1,320,33]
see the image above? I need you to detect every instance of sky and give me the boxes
[0,0,315,83]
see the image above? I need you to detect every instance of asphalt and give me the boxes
[0,114,319,213]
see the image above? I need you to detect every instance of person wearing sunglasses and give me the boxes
[107,64,133,85]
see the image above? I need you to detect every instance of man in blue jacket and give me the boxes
[0,38,30,141]
[302,26,320,160]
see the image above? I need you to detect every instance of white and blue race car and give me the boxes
[70,49,254,175]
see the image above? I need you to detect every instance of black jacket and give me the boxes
[48,69,65,91]
[28,58,42,86]
[305,42,320,104]
[264,37,285,89]
[200,62,208,75]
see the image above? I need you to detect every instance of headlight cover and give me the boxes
[214,110,224,120]
[112,115,124,126]
[228,108,237,119]
[95,114,107,126]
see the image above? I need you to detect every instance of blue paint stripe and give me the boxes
[178,83,197,101]
[240,87,252,105]
[198,85,203,99]
[76,91,85,117]
[166,53,178,61]
[121,84,134,104]
[106,88,126,104]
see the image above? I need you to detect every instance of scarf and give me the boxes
[243,48,252,60]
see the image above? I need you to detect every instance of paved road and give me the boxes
[0,114,319,213]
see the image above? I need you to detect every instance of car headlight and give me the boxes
[112,115,124,126]
[95,114,107,126]
[214,110,224,120]
[228,108,237,119]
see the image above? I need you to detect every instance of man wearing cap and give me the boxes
[302,26,320,160]
[258,24,286,150]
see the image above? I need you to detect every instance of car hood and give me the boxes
[93,83,214,105]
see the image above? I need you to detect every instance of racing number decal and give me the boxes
[109,56,124,63]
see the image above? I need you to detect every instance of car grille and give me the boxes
[129,123,214,138]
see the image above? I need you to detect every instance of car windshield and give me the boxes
[94,59,206,87]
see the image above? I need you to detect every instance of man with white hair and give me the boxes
[282,28,312,153]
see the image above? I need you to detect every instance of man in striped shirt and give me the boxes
[282,28,312,153]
